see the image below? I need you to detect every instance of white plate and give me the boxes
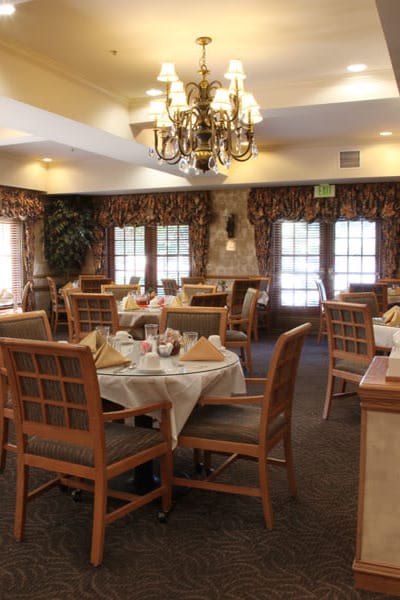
[136,367,165,374]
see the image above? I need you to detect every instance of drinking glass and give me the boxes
[95,325,110,344]
[183,331,198,353]
[145,323,159,340]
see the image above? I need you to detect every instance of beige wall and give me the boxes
[207,189,258,277]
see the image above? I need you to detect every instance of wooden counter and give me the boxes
[353,356,400,596]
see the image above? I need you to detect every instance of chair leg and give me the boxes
[258,458,273,529]
[0,417,9,471]
[323,373,335,419]
[14,458,29,541]
[246,342,254,377]
[159,452,173,514]
[90,476,107,567]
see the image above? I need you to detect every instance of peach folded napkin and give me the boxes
[94,342,131,369]
[180,336,224,362]
[80,330,104,352]
[383,305,400,326]
[122,295,139,311]
[169,296,183,307]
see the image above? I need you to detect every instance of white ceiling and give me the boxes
[0,0,399,181]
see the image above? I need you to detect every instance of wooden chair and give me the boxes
[349,282,388,313]
[161,278,178,296]
[322,301,376,419]
[0,310,52,471]
[182,284,217,302]
[160,306,227,341]
[78,275,112,293]
[0,337,172,566]
[21,280,34,312]
[172,322,311,528]
[229,279,254,319]
[181,276,205,285]
[101,283,141,300]
[47,276,68,334]
[225,287,258,376]
[190,292,228,307]
[338,291,380,317]
[69,293,119,341]
[315,278,328,345]
[129,276,141,285]
[61,287,82,343]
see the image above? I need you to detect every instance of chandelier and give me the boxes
[148,36,263,175]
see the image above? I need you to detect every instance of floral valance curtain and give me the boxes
[93,191,212,276]
[248,182,400,277]
[0,185,45,281]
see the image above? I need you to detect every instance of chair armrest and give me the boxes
[198,394,263,406]
[102,400,172,422]
[245,377,267,384]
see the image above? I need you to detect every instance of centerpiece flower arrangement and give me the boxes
[158,328,182,355]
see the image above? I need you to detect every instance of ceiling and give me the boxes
[0,0,399,185]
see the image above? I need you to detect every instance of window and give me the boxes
[0,219,23,302]
[109,224,190,292]
[272,218,378,309]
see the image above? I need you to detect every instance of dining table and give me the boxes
[97,347,246,447]
[118,306,162,328]
[373,317,400,351]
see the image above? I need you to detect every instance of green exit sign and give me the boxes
[314,184,336,198]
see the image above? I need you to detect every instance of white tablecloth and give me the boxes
[97,350,246,447]
[374,322,400,350]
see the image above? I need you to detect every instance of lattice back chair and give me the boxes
[47,276,68,334]
[348,282,388,314]
[0,310,52,471]
[173,322,311,529]
[160,306,227,341]
[181,284,217,303]
[315,278,328,344]
[0,337,172,566]
[339,291,380,317]
[190,292,228,307]
[61,287,82,343]
[129,276,141,285]
[78,275,113,293]
[225,287,258,376]
[21,280,34,312]
[229,279,252,319]
[69,293,119,341]
[101,283,141,301]
[161,279,178,296]
[322,301,376,419]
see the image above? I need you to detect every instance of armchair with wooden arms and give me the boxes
[225,287,258,376]
[0,310,53,471]
[69,292,119,341]
[1,337,172,566]
[160,306,227,341]
[172,323,311,528]
[322,300,376,419]
[101,283,141,300]
[78,275,112,293]
[47,276,68,334]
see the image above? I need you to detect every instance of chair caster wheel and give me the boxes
[72,489,82,502]
[157,511,167,523]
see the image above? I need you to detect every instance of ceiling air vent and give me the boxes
[339,150,360,168]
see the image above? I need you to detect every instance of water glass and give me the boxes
[95,325,110,344]
[145,323,159,340]
[183,331,198,353]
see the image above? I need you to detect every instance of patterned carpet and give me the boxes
[0,333,397,600]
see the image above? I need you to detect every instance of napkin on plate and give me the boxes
[80,330,104,352]
[180,336,224,362]
[149,296,160,307]
[383,305,400,326]
[94,342,131,369]
[122,295,139,311]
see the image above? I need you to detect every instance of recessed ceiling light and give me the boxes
[0,3,16,15]
[42,157,53,163]
[347,63,367,73]
[146,88,163,97]
[379,131,393,136]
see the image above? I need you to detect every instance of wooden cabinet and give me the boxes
[353,356,400,595]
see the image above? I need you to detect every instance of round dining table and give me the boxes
[97,348,246,448]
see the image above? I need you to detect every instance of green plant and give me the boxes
[44,197,94,279]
